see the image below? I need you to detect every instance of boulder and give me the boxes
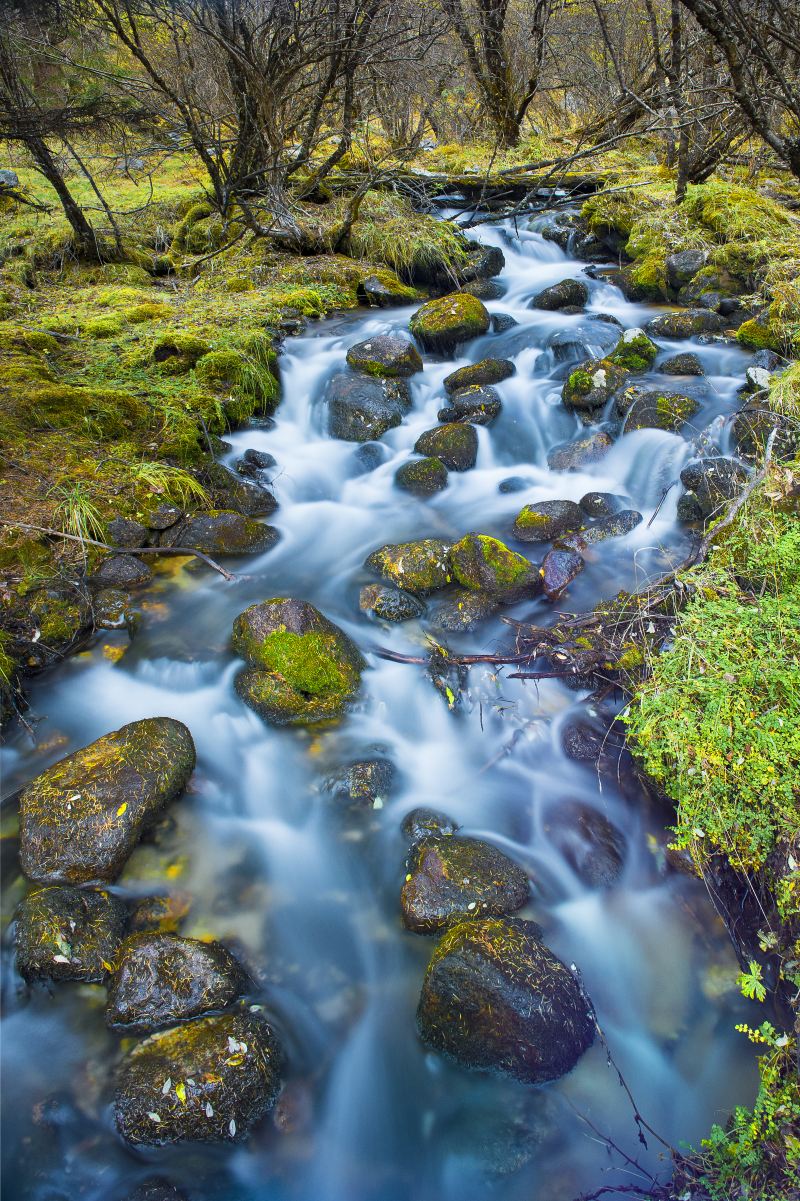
[92,555,152,588]
[733,400,797,461]
[443,359,514,393]
[492,313,517,333]
[409,293,490,354]
[512,499,583,543]
[438,384,502,426]
[541,549,584,600]
[359,584,425,622]
[460,279,504,301]
[416,917,594,1082]
[114,1011,283,1145]
[544,801,625,888]
[665,249,707,291]
[326,372,411,442]
[365,539,452,594]
[19,718,196,884]
[146,504,183,531]
[744,364,773,393]
[498,476,530,494]
[579,492,627,517]
[107,934,245,1031]
[562,360,628,417]
[657,352,704,376]
[345,335,422,378]
[616,387,700,433]
[606,328,658,372]
[202,462,277,517]
[530,279,588,311]
[449,533,538,598]
[402,837,529,933]
[677,266,740,310]
[15,885,127,983]
[644,310,726,339]
[232,598,365,727]
[547,431,613,472]
[679,457,748,517]
[107,517,147,549]
[357,272,417,308]
[462,244,505,281]
[402,807,458,842]
[414,423,478,471]
[554,510,643,551]
[432,589,499,633]
[162,511,279,556]
[0,168,20,189]
[323,757,397,809]
[242,448,277,470]
[395,456,449,496]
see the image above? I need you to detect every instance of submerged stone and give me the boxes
[323,758,397,809]
[449,533,537,597]
[365,539,452,594]
[114,1011,283,1146]
[545,801,625,888]
[579,491,627,517]
[359,583,425,622]
[326,372,411,442]
[414,423,478,471]
[616,387,700,432]
[512,499,583,543]
[345,335,422,378]
[401,807,458,843]
[438,384,502,426]
[417,917,594,1082]
[409,292,490,354]
[19,718,196,884]
[541,549,584,600]
[547,431,613,471]
[530,279,588,311]
[395,456,449,496]
[15,885,127,983]
[402,837,529,933]
[431,589,500,632]
[443,358,514,393]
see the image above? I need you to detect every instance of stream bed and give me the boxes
[1,210,761,1201]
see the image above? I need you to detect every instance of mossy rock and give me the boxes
[736,316,783,353]
[114,1011,283,1146]
[644,310,726,339]
[365,539,452,594]
[345,335,422,378]
[409,292,490,354]
[85,315,124,338]
[512,499,584,543]
[161,511,279,556]
[449,533,536,597]
[323,757,398,809]
[562,359,628,415]
[107,933,245,1031]
[677,266,740,308]
[547,431,613,472]
[416,916,594,1082]
[607,327,658,372]
[15,885,127,983]
[395,456,449,496]
[618,388,700,433]
[414,423,478,471]
[126,303,172,324]
[530,278,588,311]
[357,270,419,308]
[438,384,502,426]
[431,589,500,633]
[24,383,149,438]
[129,892,192,935]
[19,717,196,884]
[359,583,425,623]
[443,358,514,393]
[402,837,529,933]
[152,332,213,374]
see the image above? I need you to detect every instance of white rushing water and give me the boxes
[1,210,759,1201]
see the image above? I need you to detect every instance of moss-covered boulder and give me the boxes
[449,533,537,597]
[151,332,212,374]
[416,917,594,1082]
[431,589,500,633]
[357,271,418,308]
[19,718,196,884]
[322,757,398,809]
[540,549,584,600]
[359,583,425,622]
[409,292,490,354]
[607,327,658,372]
[547,431,613,472]
[23,383,148,437]
[444,358,514,393]
[438,384,502,426]
[512,499,583,543]
[530,279,588,311]
[395,456,449,496]
[677,265,740,310]
[665,249,707,291]
[616,387,699,432]
[644,310,726,339]
[326,372,411,441]
[365,539,452,594]
[736,315,783,353]
[414,423,478,471]
[15,885,127,982]
[107,933,245,1031]
[345,335,422,378]
[562,359,628,416]
[402,837,529,933]
[114,1011,283,1146]
[161,511,279,556]
[232,598,365,727]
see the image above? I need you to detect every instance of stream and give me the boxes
[1,209,760,1201]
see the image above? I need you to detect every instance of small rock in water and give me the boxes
[679,457,748,517]
[162,511,279,556]
[401,836,529,933]
[460,278,504,301]
[431,589,500,632]
[414,423,478,471]
[351,441,389,474]
[326,372,411,442]
[91,554,152,588]
[657,352,704,376]
[541,549,584,600]
[547,801,625,889]
[644,310,726,339]
[562,359,628,417]
[744,364,772,393]
[498,476,530,494]
[547,431,612,471]
[365,539,452,594]
[443,358,514,393]
[555,509,642,550]
[359,583,425,623]
[616,386,700,432]
[491,313,517,333]
[243,448,278,469]
[579,491,627,517]
[530,278,588,311]
[449,532,538,599]
[323,758,397,809]
[15,885,127,982]
[123,1178,190,1201]
[129,892,192,935]
[346,334,423,378]
[438,383,502,426]
[401,807,458,842]
[395,456,449,496]
[512,499,584,543]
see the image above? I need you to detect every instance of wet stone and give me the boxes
[512,498,584,543]
[346,335,423,378]
[242,448,276,469]
[545,800,625,888]
[359,583,425,622]
[351,441,389,474]
[401,836,529,933]
[616,387,700,433]
[19,717,196,885]
[323,757,397,809]
[365,539,452,594]
[414,422,479,471]
[644,310,726,339]
[129,893,192,935]
[401,807,458,843]
[94,588,135,630]
[326,372,411,442]
[460,278,504,301]
[679,457,748,517]
[163,511,280,556]
[107,516,147,548]
[114,1011,283,1146]
[498,476,530,494]
[438,384,502,426]
[92,555,152,589]
[146,504,183,531]
[443,358,514,393]
[657,352,704,376]
[555,509,643,550]
[124,1180,190,1201]
[491,313,517,333]
[416,916,594,1082]
[107,933,246,1031]
[395,456,449,496]
[579,491,627,517]
[530,278,588,311]
[15,885,127,983]
[431,589,500,632]
[409,292,490,354]
[541,549,584,600]
[562,359,628,416]
[547,431,613,471]
[449,533,538,598]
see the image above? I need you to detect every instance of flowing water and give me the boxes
[1,210,760,1201]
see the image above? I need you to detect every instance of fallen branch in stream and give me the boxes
[0,519,237,581]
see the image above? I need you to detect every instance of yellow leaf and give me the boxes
[175,1081,186,1104]
[116,802,127,816]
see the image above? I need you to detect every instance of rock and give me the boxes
[163,511,279,556]
[750,349,786,373]
[416,917,594,1082]
[107,934,245,1031]
[498,476,529,494]
[444,359,514,393]
[240,448,277,470]
[129,893,192,935]
[351,441,389,474]
[0,168,20,189]
[644,310,726,339]
[107,517,147,549]
[414,423,478,471]
[665,249,707,290]
[606,327,658,372]
[357,273,416,308]
[679,457,748,517]
[530,279,588,311]
[491,313,517,333]
[676,491,703,522]
[201,461,276,517]
[15,885,127,983]
[658,352,704,376]
[359,584,425,622]
[744,364,773,393]
[123,1179,189,1201]
[232,598,365,727]
[345,335,422,378]
[146,504,183,531]
[19,718,196,885]
[114,1011,283,1146]
[402,837,529,933]
[555,510,643,550]
[546,329,593,364]
[678,266,740,310]
[547,431,613,472]
[432,589,499,632]
[401,807,458,842]
[92,555,152,588]
[326,372,411,442]
[94,588,135,630]
[616,387,700,433]
[541,549,584,600]
[438,384,502,426]
[544,801,625,888]
[395,457,449,496]
[409,292,490,354]
[562,359,628,416]
[579,492,627,517]
[733,400,797,461]
[736,313,783,353]
[462,244,505,280]
[512,499,583,543]
[116,156,146,172]
[365,539,452,594]
[449,533,538,598]
[323,758,397,809]
[460,279,504,301]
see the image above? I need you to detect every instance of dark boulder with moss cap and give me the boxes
[114,1010,283,1146]
[402,837,529,933]
[554,510,642,551]
[409,292,490,354]
[365,539,452,594]
[107,933,246,1031]
[19,718,196,884]
[414,423,478,471]
[395,456,449,496]
[402,807,458,843]
[15,885,127,982]
[161,511,279,556]
[416,916,594,1082]
[232,598,365,727]
[449,533,538,598]
[530,279,588,311]
[562,359,628,417]
[346,335,422,378]
[606,327,658,372]
[444,358,514,393]
[512,499,583,543]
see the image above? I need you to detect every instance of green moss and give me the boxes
[567,369,592,396]
[125,303,172,324]
[151,331,212,373]
[450,533,532,593]
[608,330,658,373]
[409,292,489,352]
[85,315,124,338]
[365,539,453,594]
[737,316,783,353]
